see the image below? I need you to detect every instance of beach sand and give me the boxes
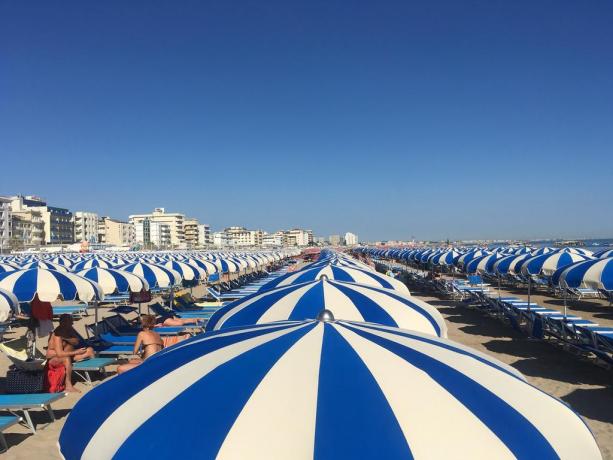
[1,281,612,459]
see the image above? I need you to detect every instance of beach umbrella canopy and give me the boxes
[521,252,592,278]
[185,258,219,274]
[429,249,461,266]
[258,264,410,294]
[206,278,446,337]
[59,318,601,460]
[162,261,206,282]
[493,254,532,275]
[0,263,19,274]
[464,253,505,274]
[531,247,556,256]
[0,268,104,302]
[552,257,613,291]
[72,259,114,271]
[0,288,20,321]
[77,268,150,295]
[456,249,489,267]
[593,249,613,259]
[20,261,69,272]
[118,262,181,289]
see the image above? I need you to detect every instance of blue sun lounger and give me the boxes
[73,357,116,386]
[0,393,66,433]
[102,314,192,336]
[0,415,21,452]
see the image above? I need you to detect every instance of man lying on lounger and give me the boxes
[46,314,95,393]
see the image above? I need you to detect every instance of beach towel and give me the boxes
[44,360,66,393]
[162,334,190,348]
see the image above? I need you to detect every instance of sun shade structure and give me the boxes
[520,252,592,277]
[552,257,613,291]
[59,319,600,460]
[258,264,410,294]
[206,278,446,337]
[76,268,150,295]
[0,268,104,302]
[0,288,20,321]
[71,258,115,271]
[117,262,181,289]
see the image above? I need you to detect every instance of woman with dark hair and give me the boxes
[117,314,164,374]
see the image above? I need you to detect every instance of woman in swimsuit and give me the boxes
[117,314,164,374]
[46,314,95,393]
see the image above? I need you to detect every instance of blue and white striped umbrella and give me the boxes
[162,261,206,282]
[464,253,505,274]
[552,257,613,291]
[118,262,181,289]
[0,288,20,321]
[521,252,592,277]
[493,254,532,275]
[20,261,69,272]
[0,268,104,302]
[185,258,219,275]
[259,265,410,294]
[531,247,556,256]
[593,249,613,259]
[77,268,150,295]
[429,249,461,266]
[59,319,600,460]
[456,249,489,267]
[72,259,114,271]
[206,278,446,337]
[0,263,19,274]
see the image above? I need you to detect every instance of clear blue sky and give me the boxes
[1,0,612,241]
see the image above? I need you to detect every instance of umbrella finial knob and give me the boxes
[317,309,335,322]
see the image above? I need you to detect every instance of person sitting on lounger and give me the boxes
[117,314,164,374]
[46,314,95,393]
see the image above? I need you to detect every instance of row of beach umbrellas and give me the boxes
[357,245,613,292]
[0,250,299,321]
[57,249,601,459]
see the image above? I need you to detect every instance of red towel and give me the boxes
[44,360,66,393]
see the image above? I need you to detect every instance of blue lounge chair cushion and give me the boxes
[0,415,20,430]
[0,393,65,408]
[73,358,116,371]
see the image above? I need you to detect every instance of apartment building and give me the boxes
[0,197,10,251]
[74,211,99,243]
[129,208,184,247]
[98,217,134,246]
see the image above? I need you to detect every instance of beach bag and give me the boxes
[6,366,45,394]
[44,361,66,393]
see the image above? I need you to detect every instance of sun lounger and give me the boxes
[0,415,21,452]
[565,287,601,300]
[149,303,210,322]
[72,357,116,386]
[102,314,191,336]
[0,393,66,433]
[102,294,130,304]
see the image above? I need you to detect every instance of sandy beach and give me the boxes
[1,280,612,459]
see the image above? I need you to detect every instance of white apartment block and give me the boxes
[344,232,358,246]
[0,197,10,251]
[198,224,212,247]
[213,231,230,248]
[329,234,341,246]
[285,228,310,246]
[134,219,171,248]
[183,218,200,248]
[74,211,99,243]
[262,232,284,247]
[129,208,185,247]
[224,227,263,247]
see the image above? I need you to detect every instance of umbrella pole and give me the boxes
[563,281,568,319]
[497,274,501,301]
[94,300,99,337]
